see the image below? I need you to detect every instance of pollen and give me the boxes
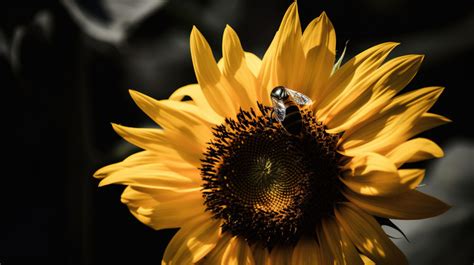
[201,104,344,248]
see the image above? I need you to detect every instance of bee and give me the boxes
[270,86,313,135]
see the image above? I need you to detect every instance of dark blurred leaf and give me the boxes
[394,140,474,265]
[61,0,168,44]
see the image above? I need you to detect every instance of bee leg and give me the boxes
[269,109,274,124]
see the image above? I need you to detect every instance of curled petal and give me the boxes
[341,152,407,196]
[335,203,408,264]
[387,138,443,167]
[343,189,450,220]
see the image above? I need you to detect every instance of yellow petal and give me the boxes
[94,151,159,178]
[335,203,408,264]
[222,25,259,110]
[245,52,262,78]
[132,185,202,202]
[274,2,305,90]
[301,11,336,102]
[129,89,217,133]
[94,151,200,185]
[98,163,198,189]
[342,189,450,219]
[321,218,363,265]
[398,169,425,189]
[340,86,444,156]
[291,237,320,265]
[222,236,255,265]
[121,186,205,230]
[162,213,221,265]
[339,223,364,265]
[123,190,160,226]
[410,112,451,137]
[341,152,407,196]
[121,186,158,209]
[360,255,375,265]
[258,2,305,104]
[112,123,166,150]
[269,245,292,265]
[190,26,238,118]
[317,224,335,265]
[169,84,223,124]
[251,243,271,265]
[257,31,279,105]
[140,204,205,231]
[197,232,233,265]
[317,42,399,118]
[326,55,424,133]
[387,138,443,167]
[111,123,205,167]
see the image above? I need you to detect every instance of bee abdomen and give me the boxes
[282,105,303,135]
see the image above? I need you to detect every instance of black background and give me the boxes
[1,0,473,264]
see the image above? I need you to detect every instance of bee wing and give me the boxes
[286,88,313,106]
[271,97,286,121]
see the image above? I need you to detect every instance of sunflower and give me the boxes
[94,3,450,264]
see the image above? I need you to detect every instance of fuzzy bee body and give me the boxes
[270,86,313,135]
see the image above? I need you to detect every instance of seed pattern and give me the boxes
[201,103,344,248]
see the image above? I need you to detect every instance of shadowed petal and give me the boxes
[321,218,363,265]
[222,25,259,110]
[268,245,292,265]
[258,2,305,104]
[398,169,425,189]
[341,152,407,196]
[169,84,224,124]
[335,203,408,264]
[162,213,221,264]
[301,11,336,101]
[326,55,424,133]
[251,243,270,265]
[121,186,205,230]
[340,86,445,156]
[343,189,450,219]
[317,42,399,118]
[197,232,233,264]
[222,236,255,265]
[291,237,321,265]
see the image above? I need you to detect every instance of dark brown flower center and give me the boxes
[201,104,344,248]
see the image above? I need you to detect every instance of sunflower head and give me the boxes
[95,2,450,264]
[201,104,344,248]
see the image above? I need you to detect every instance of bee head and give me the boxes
[271,86,288,100]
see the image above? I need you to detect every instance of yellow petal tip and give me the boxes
[111,122,121,131]
[128,89,147,104]
[223,24,237,39]
[191,25,202,37]
[319,10,328,18]
[128,89,139,97]
[435,147,445,158]
[93,168,105,178]
[97,178,110,187]
[414,54,425,64]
